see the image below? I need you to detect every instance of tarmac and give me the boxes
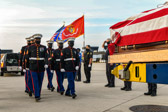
[0,63,168,112]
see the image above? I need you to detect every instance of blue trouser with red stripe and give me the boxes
[46,68,54,89]
[25,71,29,91]
[27,70,33,92]
[56,71,65,92]
[30,71,44,98]
[65,72,76,95]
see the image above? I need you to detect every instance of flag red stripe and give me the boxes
[110,20,132,29]
[110,8,168,30]
[117,27,168,46]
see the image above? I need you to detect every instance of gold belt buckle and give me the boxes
[37,58,40,60]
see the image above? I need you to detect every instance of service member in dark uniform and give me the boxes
[60,38,79,99]
[75,48,82,81]
[144,83,157,96]
[26,34,48,101]
[23,36,34,97]
[83,45,93,83]
[46,40,55,92]
[102,38,115,87]
[51,40,65,95]
[19,37,32,93]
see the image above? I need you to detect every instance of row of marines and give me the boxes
[19,34,80,102]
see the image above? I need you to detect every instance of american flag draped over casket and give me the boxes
[110,3,168,46]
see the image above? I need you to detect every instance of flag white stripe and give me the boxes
[110,15,168,36]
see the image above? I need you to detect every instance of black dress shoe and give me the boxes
[51,87,55,92]
[65,94,72,97]
[83,81,89,83]
[108,85,115,88]
[29,91,32,97]
[151,93,157,96]
[35,97,41,102]
[144,92,152,95]
[105,84,109,87]
[76,80,81,82]
[121,87,126,90]
[72,94,77,99]
[25,90,29,93]
[125,88,132,91]
[60,91,64,95]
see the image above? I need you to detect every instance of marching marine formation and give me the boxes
[20,34,82,101]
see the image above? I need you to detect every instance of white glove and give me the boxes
[61,69,65,72]
[75,66,79,70]
[88,64,91,67]
[23,69,26,73]
[51,70,54,73]
[44,65,48,69]
[19,66,22,70]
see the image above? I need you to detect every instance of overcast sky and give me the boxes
[0,0,166,52]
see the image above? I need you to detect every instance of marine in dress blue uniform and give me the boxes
[26,34,48,102]
[46,40,55,92]
[51,40,65,95]
[23,36,34,97]
[60,38,80,99]
[19,37,31,93]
